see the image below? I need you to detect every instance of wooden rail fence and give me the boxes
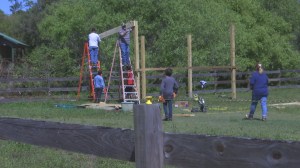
[0,69,299,97]
[0,104,300,168]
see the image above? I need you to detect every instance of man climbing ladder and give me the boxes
[78,21,140,104]
[104,39,140,104]
[118,23,132,70]
[88,27,101,65]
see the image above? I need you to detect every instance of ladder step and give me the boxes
[124,99,140,101]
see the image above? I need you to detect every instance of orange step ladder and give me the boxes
[77,42,101,101]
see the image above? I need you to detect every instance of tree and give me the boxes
[5,0,300,78]
[9,0,34,14]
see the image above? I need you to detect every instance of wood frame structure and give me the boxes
[97,22,236,100]
[98,20,140,101]
[138,24,236,99]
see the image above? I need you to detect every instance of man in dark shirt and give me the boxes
[160,68,179,121]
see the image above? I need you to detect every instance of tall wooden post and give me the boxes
[141,36,146,99]
[133,21,141,100]
[230,24,236,99]
[187,35,193,98]
[134,104,163,168]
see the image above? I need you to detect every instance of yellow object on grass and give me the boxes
[145,96,153,104]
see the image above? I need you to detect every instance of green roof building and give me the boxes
[0,32,28,62]
[0,32,28,76]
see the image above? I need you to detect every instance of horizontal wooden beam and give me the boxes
[135,66,235,72]
[0,117,135,162]
[164,133,300,168]
[99,21,135,39]
[1,117,300,167]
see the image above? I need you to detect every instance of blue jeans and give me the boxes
[249,95,268,118]
[163,100,173,119]
[120,42,130,65]
[89,46,99,64]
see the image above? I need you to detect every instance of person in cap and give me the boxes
[118,23,132,70]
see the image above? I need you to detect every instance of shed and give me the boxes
[0,32,28,62]
[0,32,28,76]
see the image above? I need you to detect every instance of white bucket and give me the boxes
[121,102,135,112]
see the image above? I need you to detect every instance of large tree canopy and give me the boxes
[1,0,300,77]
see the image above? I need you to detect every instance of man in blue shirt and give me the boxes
[246,63,269,121]
[94,70,105,103]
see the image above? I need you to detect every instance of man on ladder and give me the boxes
[77,28,102,101]
[88,27,101,65]
[118,23,132,70]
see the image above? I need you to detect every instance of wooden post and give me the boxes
[214,70,217,91]
[134,104,163,168]
[247,69,250,89]
[230,24,236,99]
[141,36,146,99]
[187,34,193,98]
[133,21,141,101]
[278,68,281,86]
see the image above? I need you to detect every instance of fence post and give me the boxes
[230,23,236,99]
[214,70,218,91]
[187,34,193,98]
[278,68,281,87]
[133,20,141,102]
[141,36,146,99]
[133,104,163,168]
[247,69,250,89]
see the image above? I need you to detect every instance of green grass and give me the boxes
[0,88,299,167]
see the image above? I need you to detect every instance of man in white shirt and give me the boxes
[88,28,101,65]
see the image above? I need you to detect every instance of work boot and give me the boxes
[245,114,253,120]
[122,64,128,71]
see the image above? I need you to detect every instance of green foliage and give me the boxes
[1,0,300,77]
[28,44,76,77]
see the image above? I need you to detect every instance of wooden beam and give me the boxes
[133,21,141,101]
[99,21,135,39]
[0,117,135,162]
[141,36,146,99]
[187,34,193,98]
[230,24,236,99]
[135,66,235,72]
[164,133,300,168]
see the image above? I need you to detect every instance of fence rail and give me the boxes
[1,104,300,168]
[0,69,299,96]
[0,77,87,95]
